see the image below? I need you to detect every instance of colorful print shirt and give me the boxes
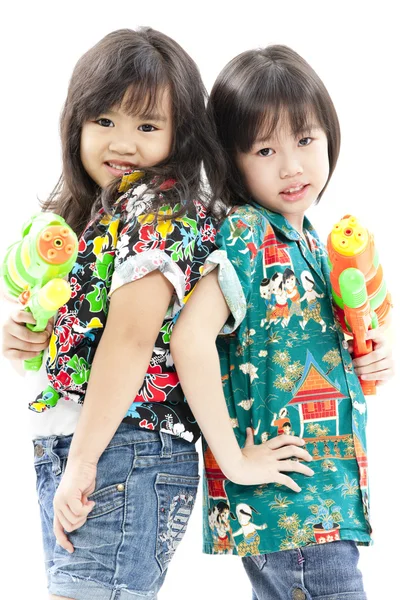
[202,202,372,556]
[32,179,217,443]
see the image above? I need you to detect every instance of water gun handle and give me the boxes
[23,279,71,371]
[340,268,378,395]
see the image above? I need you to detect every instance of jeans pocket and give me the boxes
[155,473,199,573]
[87,483,126,519]
[248,553,267,571]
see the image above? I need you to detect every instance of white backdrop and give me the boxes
[0,1,398,598]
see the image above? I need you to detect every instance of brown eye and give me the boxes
[258,148,273,157]
[139,124,156,132]
[96,118,114,127]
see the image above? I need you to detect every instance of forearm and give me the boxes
[172,333,243,479]
[68,328,153,463]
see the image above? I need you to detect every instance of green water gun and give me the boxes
[1,212,78,371]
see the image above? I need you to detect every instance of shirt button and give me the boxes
[292,589,306,600]
[116,484,125,492]
[342,340,349,350]
[34,444,44,458]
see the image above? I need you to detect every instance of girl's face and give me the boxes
[236,114,329,231]
[80,88,173,189]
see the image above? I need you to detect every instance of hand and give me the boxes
[350,326,394,385]
[1,308,52,361]
[53,460,97,553]
[229,429,314,492]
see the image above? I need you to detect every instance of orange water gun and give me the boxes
[327,215,392,395]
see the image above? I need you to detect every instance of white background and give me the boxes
[0,1,399,598]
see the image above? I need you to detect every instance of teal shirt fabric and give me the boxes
[202,202,372,557]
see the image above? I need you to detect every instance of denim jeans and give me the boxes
[34,423,199,599]
[242,540,367,600]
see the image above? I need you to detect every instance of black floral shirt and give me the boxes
[31,178,217,443]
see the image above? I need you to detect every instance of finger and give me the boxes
[68,516,89,532]
[3,349,43,360]
[267,435,305,450]
[352,348,389,368]
[53,515,74,554]
[366,326,389,342]
[275,473,301,493]
[55,510,76,533]
[354,357,393,375]
[274,446,313,462]
[10,308,37,326]
[69,498,95,519]
[4,321,50,345]
[244,427,255,448]
[57,501,93,524]
[361,369,394,382]
[278,460,315,477]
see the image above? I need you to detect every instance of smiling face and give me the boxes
[80,87,173,189]
[236,112,330,232]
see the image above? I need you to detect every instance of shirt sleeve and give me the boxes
[109,206,196,316]
[202,212,255,333]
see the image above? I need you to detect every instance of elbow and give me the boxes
[170,325,190,365]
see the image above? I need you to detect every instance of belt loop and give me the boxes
[47,437,62,475]
[160,431,172,459]
[297,548,305,565]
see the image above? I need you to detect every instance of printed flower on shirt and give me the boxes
[54,306,77,354]
[184,264,192,291]
[200,222,216,243]
[193,200,207,218]
[132,223,166,254]
[132,265,149,280]
[135,364,179,403]
[67,277,81,298]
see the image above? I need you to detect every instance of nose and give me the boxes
[108,132,137,156]
[279,153,303,179]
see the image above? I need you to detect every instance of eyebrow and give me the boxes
[138,112,168,123]
[106,109,168,123]
[255,124,320,145]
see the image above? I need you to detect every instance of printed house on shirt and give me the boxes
[204,446,227,499]
[288,351,347,437]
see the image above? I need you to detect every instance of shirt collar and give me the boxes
[249,200,328,285]
[249,200,319,242]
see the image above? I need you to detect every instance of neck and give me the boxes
[283,212,305,235]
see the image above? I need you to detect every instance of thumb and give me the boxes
[244,427,255,448]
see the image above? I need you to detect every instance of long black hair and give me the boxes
[42,28,226,236]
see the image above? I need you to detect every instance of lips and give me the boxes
[280,183,310,202]
[104,161,137,178]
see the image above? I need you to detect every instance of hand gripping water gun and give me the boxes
[1,212,78,372]
[327,215,392,395]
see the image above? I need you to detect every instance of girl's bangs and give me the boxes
[77,62,169,122]
[237,74,324,152]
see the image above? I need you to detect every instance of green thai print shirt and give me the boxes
[202,202,372,557]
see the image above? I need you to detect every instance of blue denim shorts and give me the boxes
[34,423,199,599]
[242,541,367,600]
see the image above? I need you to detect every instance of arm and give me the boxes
[170,270,314,487]
[53,270,173,551]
